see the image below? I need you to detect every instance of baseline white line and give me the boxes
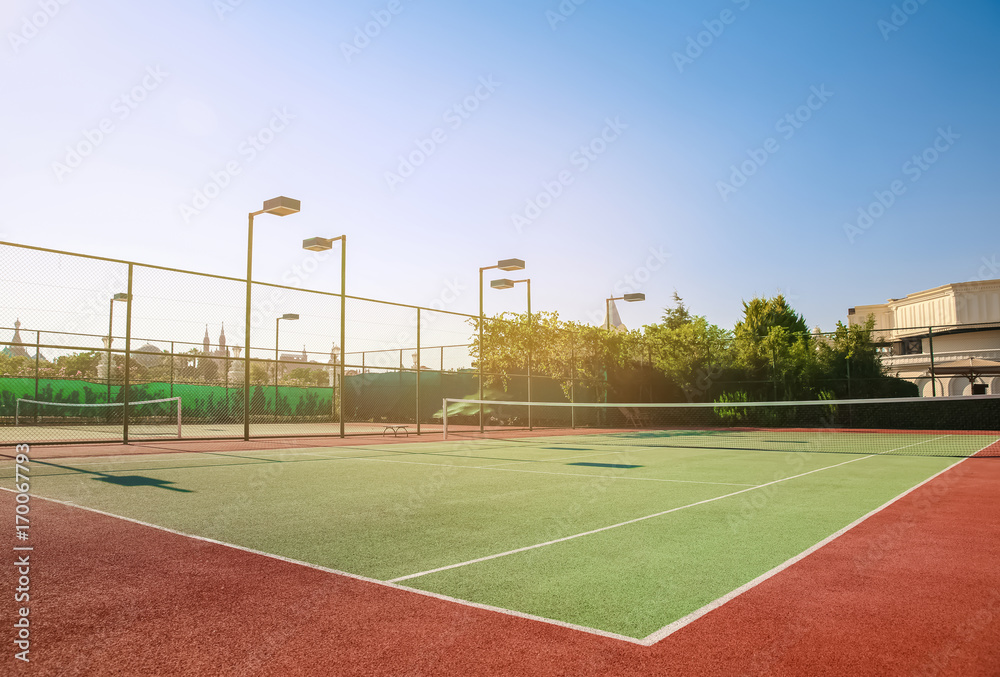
[388,453,877,583]
[640,452,972,645]
[0,487,647,646]
[296,451,759,488]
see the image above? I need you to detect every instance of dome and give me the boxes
[134,344,166,368]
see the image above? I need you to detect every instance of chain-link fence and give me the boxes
[2,241,999,444]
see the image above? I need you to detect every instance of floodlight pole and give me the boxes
[275,317,280,421]
[478,264,495,434]
[107,293,128,420]
[245,209,263,441]
[302,235,346,437]
[522,279,532,431]
[244,197,301,441]
[479,259,525,433]
[107,297,114,407]
[275,314,299,423]
[495,278,532,430]
[339,237,346,438]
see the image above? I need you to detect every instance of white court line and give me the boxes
[0,487,648,646]
[1,435,986,647]
[640,453,972,644]
[296,450,759,488]
[388,452,878,583]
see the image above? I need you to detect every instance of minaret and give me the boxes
[9,319,30,358]
[219,323,227,355]
[203,325,210,353]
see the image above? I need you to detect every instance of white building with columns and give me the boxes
[848,279,1000,397]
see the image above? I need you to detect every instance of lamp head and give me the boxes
[262,196,301,216]
[623,293,645,302]
[490,279,516,290]
[497,258,525,271]
[302,237,334,252]
[280,313,300,321]
[113,293,129,302]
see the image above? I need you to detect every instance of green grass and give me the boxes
[6,432,994,639]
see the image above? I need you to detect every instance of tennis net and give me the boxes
[440,395,1000,457]
[14,397,183,439]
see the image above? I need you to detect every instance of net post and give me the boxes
[442,398,448,440]
[15,399,20,426]
[176,397,182,438]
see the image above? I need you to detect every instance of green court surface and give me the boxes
[5,431,994,640]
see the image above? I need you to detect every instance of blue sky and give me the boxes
[2,0,998,353]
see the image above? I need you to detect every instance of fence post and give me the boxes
[416,308,421,434]
[123,264,133,445]
[33,330,40,400]
[170,341,174,399]
[846,354,851,399]
[570,329,578,424]
[34,331,40,424]
[928,326,936,397]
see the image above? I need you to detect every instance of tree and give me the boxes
[473,311,644,403]
[55,351,101,379]
[285,367,328,387]
[644,295,731,401]
[732,295,811,397]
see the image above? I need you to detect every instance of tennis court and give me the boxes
[7,423,997,644]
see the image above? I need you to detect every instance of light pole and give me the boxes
[245,196,301,441]
[491,277,531,430]
[303,235,347,438]
[604,293,645,330]
[479,259,524,432]
[274,313,299,423]
[106,292,129,412]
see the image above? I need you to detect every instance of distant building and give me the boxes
[849,279,1000,396]
[1,320,45,360]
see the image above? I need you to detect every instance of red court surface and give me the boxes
[4,455,1000,675]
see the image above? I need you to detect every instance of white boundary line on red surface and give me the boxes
[0,487,647,646]
[2,434,991,647]
[641,452,970,643]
